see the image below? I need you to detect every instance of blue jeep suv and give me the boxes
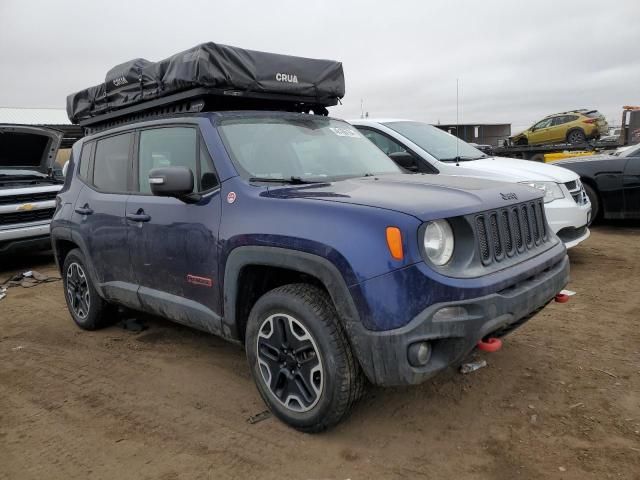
[51,111,569,431]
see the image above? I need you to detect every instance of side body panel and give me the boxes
[623,154,640,217]
[560,158,627,218]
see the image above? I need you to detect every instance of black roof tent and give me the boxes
[67,42,345,130]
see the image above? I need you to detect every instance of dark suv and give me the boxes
[51,111,569,431]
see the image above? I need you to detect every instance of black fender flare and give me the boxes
[222,246,361,342]
[51,226,106,299]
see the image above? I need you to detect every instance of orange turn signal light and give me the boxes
[386,227,404,260]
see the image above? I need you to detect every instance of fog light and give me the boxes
[408,341,431,367]
[432,306,469,322]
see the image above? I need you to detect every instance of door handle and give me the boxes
[75,204,93,215]
[126,210,151,222]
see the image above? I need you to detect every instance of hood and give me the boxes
[453,156,579,183]
[263,173,543,221]
[0,124,63,175]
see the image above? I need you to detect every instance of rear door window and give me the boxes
[93,133,133,192]
[551,116,573,126]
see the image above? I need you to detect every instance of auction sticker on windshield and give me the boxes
[329,127,361,138]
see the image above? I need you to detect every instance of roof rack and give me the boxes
[67,42,344,132]
[79,87,332,134]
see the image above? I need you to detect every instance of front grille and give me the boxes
[565,180,588,205]
[0,191,58,206]
[489,214,502,258]
[476,216,490,261]
[474,199,550,266]
[0,208,56,226]
[501,211,513,252]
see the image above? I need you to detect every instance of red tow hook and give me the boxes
[555,293,570,303]
[477,337,502,352]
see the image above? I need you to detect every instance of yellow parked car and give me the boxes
[510,109,608,146]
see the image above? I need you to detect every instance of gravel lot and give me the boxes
[1,224,639,480]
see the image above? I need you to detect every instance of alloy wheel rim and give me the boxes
[66,262,90,319]
[256,313,323,413]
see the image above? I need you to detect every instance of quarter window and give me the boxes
[93,133,132,192]
[199,139,219,191]
[78,142,92,180]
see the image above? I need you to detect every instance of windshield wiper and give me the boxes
[249,176,320,185]
[440,155,485,162]
[0,172,48,178]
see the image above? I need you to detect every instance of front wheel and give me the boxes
[583,183,599,225]
[245,284,364,432]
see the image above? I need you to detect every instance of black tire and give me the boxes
[583,183,599,225]
[530,153,545,162]
[516,137,528,146]
[567,129,586,145]
[62,248,112,330]
[245,283,364,433]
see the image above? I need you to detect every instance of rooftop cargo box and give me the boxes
[67,42,345,127]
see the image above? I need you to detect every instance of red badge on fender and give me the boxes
[187,274,213,287]
[227,191,237,204]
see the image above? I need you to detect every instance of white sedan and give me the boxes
[350,119,591,248]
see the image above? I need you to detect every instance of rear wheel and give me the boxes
[583,183,599,225]
[516,137,528,146]
[245,284,364,432]
[62,249,112,330]
[567,129,586,144]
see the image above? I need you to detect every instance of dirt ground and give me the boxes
[1,224,639,480]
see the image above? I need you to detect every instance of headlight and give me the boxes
[423,220,454,266]
[520,181,565,203]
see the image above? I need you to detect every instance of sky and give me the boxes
[1,0,638,132]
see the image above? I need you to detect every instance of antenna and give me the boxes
[456,78,460,167]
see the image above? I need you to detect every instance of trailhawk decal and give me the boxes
[186,274,213,287]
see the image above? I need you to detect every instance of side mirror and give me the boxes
[389,151,419,172]
[149,166,196,200]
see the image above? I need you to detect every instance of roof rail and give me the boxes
[80,87,331,133]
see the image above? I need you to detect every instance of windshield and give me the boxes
[218,115,401,181]
[382,121,487,162]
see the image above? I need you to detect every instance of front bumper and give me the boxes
[545,197,591,248]
[557,225,590,249]
[0,222,52,254]
[350,253,569,386]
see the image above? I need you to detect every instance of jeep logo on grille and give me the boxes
[500,192,518,201]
